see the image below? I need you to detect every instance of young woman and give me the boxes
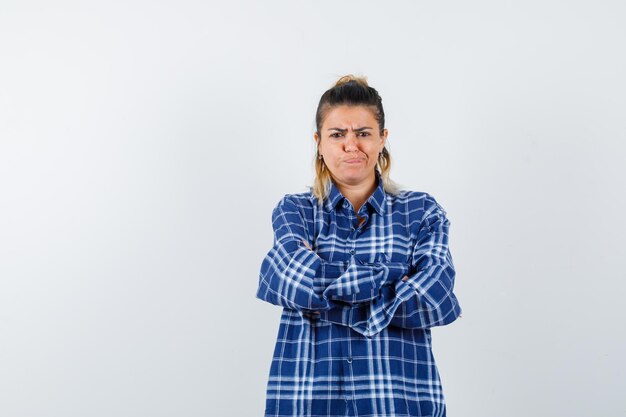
[256,74,462,417]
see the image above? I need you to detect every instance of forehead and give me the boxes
[322,105,378,129]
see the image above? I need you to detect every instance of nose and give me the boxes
[344,133,358,152]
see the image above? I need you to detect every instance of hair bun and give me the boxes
[334,74,369,87]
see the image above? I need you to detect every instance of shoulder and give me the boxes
[273,191,315,209]
[272,191,316,219]
[390,189,449,223]
[390,189,445,211]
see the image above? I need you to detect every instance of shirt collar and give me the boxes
[325,170,387,215]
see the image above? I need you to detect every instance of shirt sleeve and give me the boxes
[320,255,409,304]
[255,196,408,312]
[317,196,462,337]
[376,197,462,332]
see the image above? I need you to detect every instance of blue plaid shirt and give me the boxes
[256,169,462,417]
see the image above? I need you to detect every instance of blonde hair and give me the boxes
[312,74,401,204]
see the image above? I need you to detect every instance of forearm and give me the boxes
[259,232,410,309]
[316,259,461,336]
[256,239,332,311]
[386,264,462,329]
[321,256,409,304]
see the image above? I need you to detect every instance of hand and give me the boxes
[402,275,409,281]
[302,310,320,319]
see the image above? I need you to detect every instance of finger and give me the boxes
[402,275,409,281]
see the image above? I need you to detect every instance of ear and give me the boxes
[380,128,388,149]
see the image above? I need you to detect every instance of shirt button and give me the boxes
[349,249,355,254]
[347,357,353,363]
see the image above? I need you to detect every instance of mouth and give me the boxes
[345,158,364,164]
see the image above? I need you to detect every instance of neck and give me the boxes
[334,171,378,214]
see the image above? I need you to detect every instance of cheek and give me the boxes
[366,147,380,159]
[322,148,340,162]
[329,143,345,155]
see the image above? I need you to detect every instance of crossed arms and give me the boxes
[255,195,462,337]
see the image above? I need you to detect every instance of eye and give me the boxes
[330,132,344,138]
[358,132,371,137]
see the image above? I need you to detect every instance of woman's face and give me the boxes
[314,105,388,187]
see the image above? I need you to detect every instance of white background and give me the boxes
[1,1,625,416]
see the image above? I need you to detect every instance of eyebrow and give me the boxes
[327,126,373,132]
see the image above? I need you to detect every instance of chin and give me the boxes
[337,171,369,183]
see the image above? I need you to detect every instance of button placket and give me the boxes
[346,209,357,258]
[344,356,353,405]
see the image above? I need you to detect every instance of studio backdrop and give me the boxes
[1,1,624,416]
